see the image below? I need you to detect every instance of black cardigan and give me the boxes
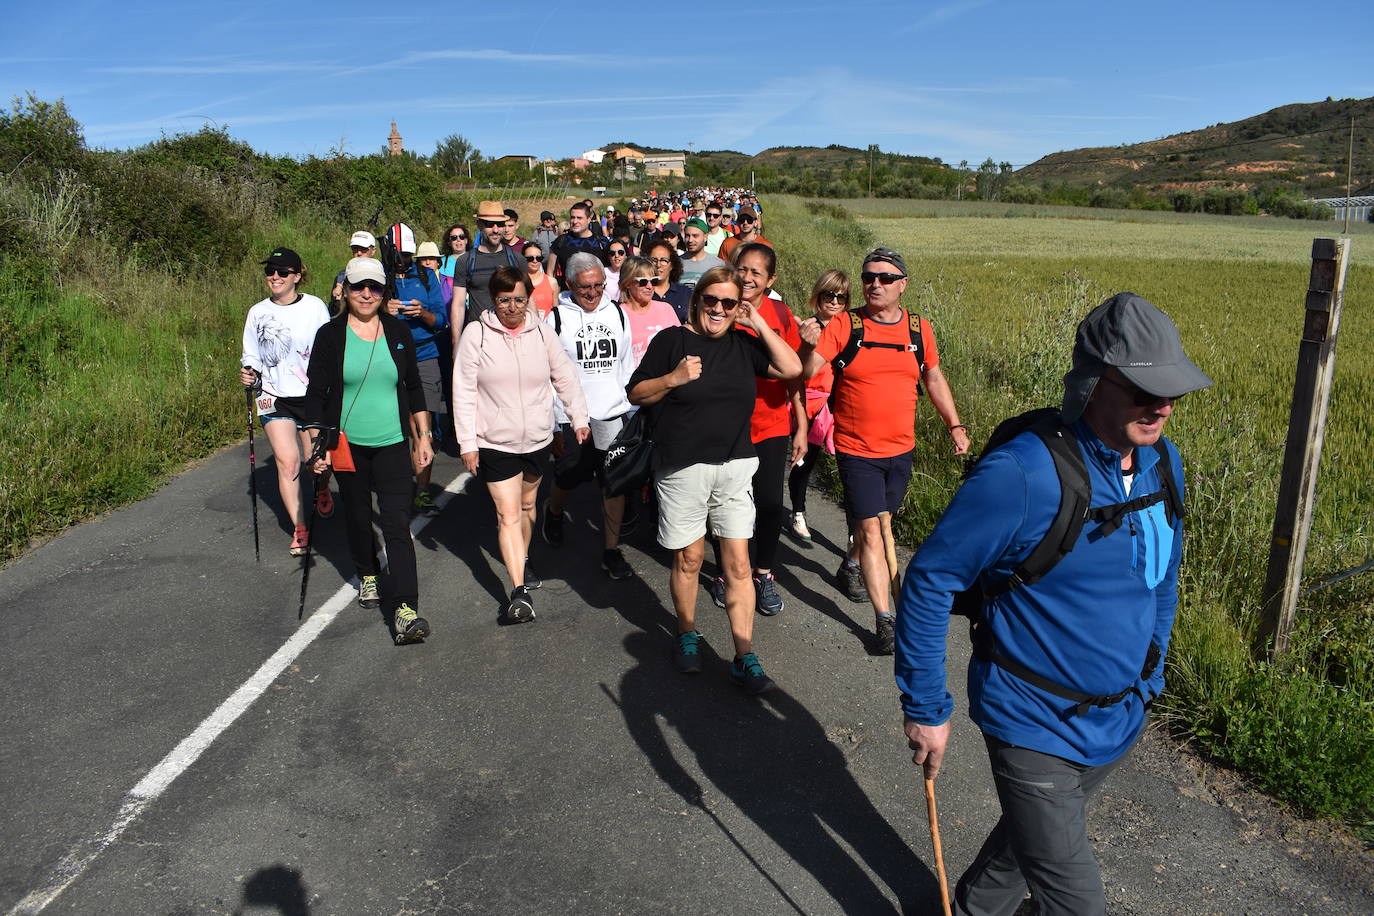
[303,312,424,449]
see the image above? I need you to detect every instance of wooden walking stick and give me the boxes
[925,776,953,916]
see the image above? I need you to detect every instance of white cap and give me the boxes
[349,230,376,248]
[344,257,386,285]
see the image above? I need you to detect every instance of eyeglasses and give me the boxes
[1098,374,1181,406]
[264,267,297,278]
[699,293,739,311]
[632,277,654,287]
[348,280,385,293]
[449,233,466,241]
[350,246,372,254]
[648,257,673,265]
[607,249,627,257]
[819,291,849,304]
[524,255,542,263]
[575,282,607,293]
[496,295,530,307]
[860,271,906,286]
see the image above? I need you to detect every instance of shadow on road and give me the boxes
[234,863,311,915]
[605,630,942,915]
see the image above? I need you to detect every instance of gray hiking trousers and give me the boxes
[953,732,1138,916]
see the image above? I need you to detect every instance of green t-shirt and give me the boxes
[341,326,403,447]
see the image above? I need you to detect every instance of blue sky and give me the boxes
[5,0,1371,167]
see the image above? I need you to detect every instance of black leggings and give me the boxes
[788,442,824,512]
[335,440,418,611]
[751,435,790,571]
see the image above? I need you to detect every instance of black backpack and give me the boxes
[831,309,926,395]
[952,407,1183,716]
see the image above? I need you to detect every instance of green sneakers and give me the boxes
[358,575,380,609]
[393,603,430,645]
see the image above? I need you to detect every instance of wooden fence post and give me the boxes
[1258,237,1350,657]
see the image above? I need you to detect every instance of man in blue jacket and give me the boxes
[897,293,1212,916]
[384,223,448,515]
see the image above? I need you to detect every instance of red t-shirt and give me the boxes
[813,310,940,458]
[739,298,801,443]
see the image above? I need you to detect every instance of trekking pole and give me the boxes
[924,776,953,916]
[244,375,261,563]
[297,431,328,620]
[879,511,901,603]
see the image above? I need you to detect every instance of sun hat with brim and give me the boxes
[261,247,303,271]
[414,241,442,260]
[476,200,506,220]
[344,257,386,285]
[1061,291,1213,422]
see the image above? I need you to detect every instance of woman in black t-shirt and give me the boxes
[627,266,801,695]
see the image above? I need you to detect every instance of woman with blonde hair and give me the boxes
[788,269,850,543]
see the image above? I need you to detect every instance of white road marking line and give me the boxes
[8,469,470,915]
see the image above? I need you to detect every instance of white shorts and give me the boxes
[654,457,759,550]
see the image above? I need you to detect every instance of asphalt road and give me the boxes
[2,438,1369,915]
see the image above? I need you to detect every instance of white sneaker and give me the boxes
[789,511,812,541]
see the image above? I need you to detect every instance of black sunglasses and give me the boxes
[632,277,654,287]
[699,293,739,311]
[524,255,542,263]
[819,291,849,303]
[264,267,297,278]
[449,233,466,241]
[478,219,504,229]
[348,280,385,293]
[860,271,906,285]
[706,212,722,219]
[1098,374,1182,406]
[607,249,627,257]
[738,215,756,224]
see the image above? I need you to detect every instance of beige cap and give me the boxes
[344,257,386,285]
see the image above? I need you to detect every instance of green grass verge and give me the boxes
[765,194,1374,835]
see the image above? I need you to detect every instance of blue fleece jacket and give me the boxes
[894,419,1184,767]
[394,264,448,362]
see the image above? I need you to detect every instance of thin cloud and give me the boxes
[95,61,334,75]
[332,48,615,78]
[898,0,994,34]
[1042,114,1164,121]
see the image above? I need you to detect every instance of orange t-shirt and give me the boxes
[719,233,772,263]
[813,310,940,458]
[739,297,801,443]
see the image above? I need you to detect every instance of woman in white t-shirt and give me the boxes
[239,247,332,556]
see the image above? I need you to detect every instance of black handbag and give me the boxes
[602,409,654,497]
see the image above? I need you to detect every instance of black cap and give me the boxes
[862,247,906,276]
[261,247,303,271]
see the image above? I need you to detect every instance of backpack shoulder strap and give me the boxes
[908,313,925,371]
[552,305,563,336]
[832,310,865,370]
[1152,439,1184,522]
[987,416,1092,597]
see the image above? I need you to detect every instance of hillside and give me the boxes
[597,141,945,180]
[1017,96,1372,196]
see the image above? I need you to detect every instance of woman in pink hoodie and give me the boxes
[454,266,590,624]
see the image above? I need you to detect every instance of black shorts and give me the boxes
[553,426,607,490]
[836,449,914,519]
[479,445,552,483]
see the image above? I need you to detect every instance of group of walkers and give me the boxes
[240,186,1214,916]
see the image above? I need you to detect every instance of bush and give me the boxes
[0,94,86,176]
[86,158,257,271]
